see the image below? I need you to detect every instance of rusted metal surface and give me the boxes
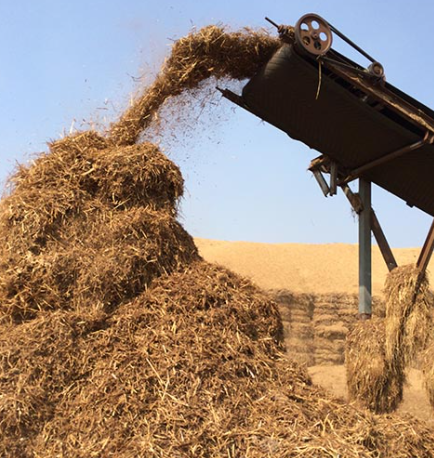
[311,169,330,196]
[370,209,398,272]
[319,54,434,134]
[417,219,434,275]
[237,40,434,217]
[340,184,363,214]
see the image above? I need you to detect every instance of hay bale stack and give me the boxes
[274,291,315,366]
[346,318,404,413]
[313,294,355,365]
[384,264,432,367]
[275,292,386,366]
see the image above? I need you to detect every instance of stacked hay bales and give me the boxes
[1,25,434,457]
[275,292,384,366]
[313,294,356,365]
[275,291,315,366]
[346,265,432,413]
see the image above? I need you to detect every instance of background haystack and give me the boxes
[1,25,434,457]
[346,317,404,413]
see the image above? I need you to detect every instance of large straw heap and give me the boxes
[1,25,434,457]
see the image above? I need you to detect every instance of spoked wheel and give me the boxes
[295,13,333,56]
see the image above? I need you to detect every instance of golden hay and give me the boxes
[345,265,432,415]
[384,264,433,367]
[346,318,404,414]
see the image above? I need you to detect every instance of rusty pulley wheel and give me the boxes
[295,13,332,56]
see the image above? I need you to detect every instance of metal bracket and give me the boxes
[340,132,433,185]
[309,156,339,197]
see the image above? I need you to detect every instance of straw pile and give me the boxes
[2,261,434,457]
[1,25,434,457]
[346,265,433,413]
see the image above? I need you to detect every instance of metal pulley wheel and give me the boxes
[368,61,385,79]
[295,13,333,56]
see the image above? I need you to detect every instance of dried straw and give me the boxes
[384,264,432,367]
[346,317,404,413]
[346,265,432,414]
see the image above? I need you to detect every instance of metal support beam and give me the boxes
[359,179,372,319]
[340,133,431,185]
[370,209,398,272]
[417,219,434,275]
[311,169,330,196]
[341,184,397,273]
[330,162,338,196]
[340,183,363,213]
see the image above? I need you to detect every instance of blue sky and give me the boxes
[1,0,434,247]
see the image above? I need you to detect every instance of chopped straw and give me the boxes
[345,317,404,413]
[384,264,432,367]
[108,25,280,146]
[1,24,434,457]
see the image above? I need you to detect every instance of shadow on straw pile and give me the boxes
[384,264,433,367]
[346,317,404,414]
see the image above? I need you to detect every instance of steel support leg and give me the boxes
[417,219,434,275]
[359,179,372,319]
